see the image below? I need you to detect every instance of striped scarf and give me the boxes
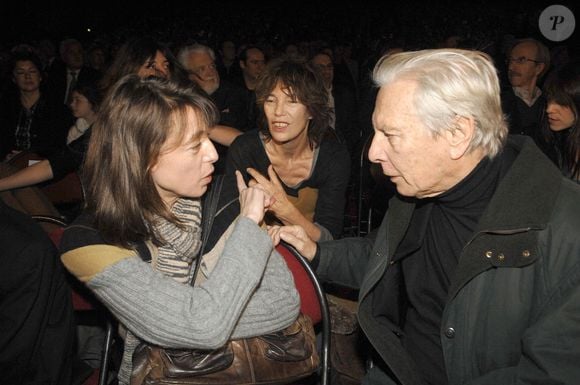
[153,197,202,284]
[118,198,203,385]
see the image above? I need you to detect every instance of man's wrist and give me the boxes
[309,243,321,269]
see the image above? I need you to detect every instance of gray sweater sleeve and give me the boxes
[87,217,300,349]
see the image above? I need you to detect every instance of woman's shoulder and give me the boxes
[318,133,350,159]
[230,129,261,148]
[59,212,105,253]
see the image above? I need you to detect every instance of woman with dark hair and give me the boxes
[0,50,73,160]
[0,50,76,216]
[226,56,351,241]
[99,36,178,92]
[102,36,240,147]
[0,81,101,192]
[66,81,102,143]
[60,75,299,385]
[540,60,579,182]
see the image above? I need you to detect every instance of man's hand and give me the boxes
[268,225,317,261]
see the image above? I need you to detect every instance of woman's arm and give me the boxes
[61,216,298,350]
[0,160,54,191]
[209,125,242,147]
[62,174,298,349]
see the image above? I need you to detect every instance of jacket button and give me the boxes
[522,250,531,257]
[497,253,505,261]
[485,250,493,258]
[444,327,455,338]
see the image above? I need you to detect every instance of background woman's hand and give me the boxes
[247,165,292,217]
[236,170,272,225]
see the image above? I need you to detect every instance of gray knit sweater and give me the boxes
[61,216,300,384]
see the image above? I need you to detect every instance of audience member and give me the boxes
[45,38,101,106]
[0,82,101,193]
[539,60,580,182]
[332,41,358,94]
[226,56,350,241]
[66,81,100,143]
[237,45,266,130]
[101,37,239,148]
[86,43,109,73]
[272,49,580,385]
[177,43,246,173]
[98,36,171,92]
[215,39,242,84]
[0,50,73,160]
[60,75,299,385]
[0,198,75,385]
[178,43,248,131]
[501,38,550,138]
[311,51,359,154]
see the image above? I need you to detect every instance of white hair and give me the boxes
[177,43,215,68]
[373,49,508,158]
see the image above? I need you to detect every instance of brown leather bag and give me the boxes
[130,313,319,385]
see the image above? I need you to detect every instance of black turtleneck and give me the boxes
[396,155,502,385]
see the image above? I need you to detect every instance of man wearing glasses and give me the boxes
[501,38,550,138]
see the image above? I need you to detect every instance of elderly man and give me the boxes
[46,38,101,106]
[273,49,580,385]
[178,43,248,131]
[501,38,550,138]
[177,43,244,173]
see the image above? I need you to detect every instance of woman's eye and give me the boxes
[190,143,202,152]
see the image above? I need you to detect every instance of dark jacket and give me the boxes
[501,87,546,139]
[0,93,73,159]
[0,200,75,385]
[316,136,580,384]
[45,63,101,105]
[332,82,359,153]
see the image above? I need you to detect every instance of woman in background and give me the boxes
[0,82,101,192]
[226,56,350,241]
[101,36,241,147]
[540,60,579,182]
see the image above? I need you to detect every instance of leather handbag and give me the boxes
[130,313,319,385]
[130,176,320,384]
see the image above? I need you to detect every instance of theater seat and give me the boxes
[276,242,331,385]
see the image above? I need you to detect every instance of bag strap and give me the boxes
[189,174,224,287]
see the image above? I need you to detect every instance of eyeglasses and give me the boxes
[506,56,542,65]
[314,63,334,70]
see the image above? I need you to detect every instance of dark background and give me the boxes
[3,1,577,50]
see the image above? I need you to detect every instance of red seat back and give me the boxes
[276,244,322,325]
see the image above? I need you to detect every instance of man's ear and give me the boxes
[445,115,475,160]
[535,63,546,78]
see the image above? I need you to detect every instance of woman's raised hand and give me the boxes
[247,165,292,217]
[236,170,273,225]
